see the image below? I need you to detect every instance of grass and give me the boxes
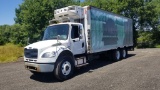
[0,43,24,63]
[155,45,160,48]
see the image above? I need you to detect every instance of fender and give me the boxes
[54,50,74,68]
[38,45,73,63]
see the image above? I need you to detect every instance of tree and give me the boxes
[9,24,28,46]
[0,25,11,45]
[0,24,28,46]
[149,0,160,45]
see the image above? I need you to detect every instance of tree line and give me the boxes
[0,0,160,47]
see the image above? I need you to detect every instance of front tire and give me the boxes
[54,56,74,81]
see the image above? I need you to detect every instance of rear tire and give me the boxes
[54,56,74,81]
[112,49,121,61]
[120,48,127,59]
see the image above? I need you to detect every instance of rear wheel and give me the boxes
[120,48,128,59]
[54,56,74,81]
[112,49,121,61]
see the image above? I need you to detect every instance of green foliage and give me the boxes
[0,25,11,45]
[10,24,28,46]
[0,43,24,63]
[155,44,160,48]
[0,24,28,46]
[137,31,154,48]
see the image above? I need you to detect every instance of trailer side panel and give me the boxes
[88,6,133,53]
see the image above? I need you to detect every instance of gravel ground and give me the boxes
[0,48,160,90]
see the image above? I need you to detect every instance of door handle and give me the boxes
[82,42,84,48]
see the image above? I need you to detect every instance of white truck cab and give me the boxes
[24,6,88,80]
[24,22,86,76]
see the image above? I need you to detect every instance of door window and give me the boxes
[71,25,79,39]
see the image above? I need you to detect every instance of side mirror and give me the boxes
[57,35,60,43]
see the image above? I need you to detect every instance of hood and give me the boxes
[25,40,58,49]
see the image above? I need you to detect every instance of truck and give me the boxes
[24,5,133,81]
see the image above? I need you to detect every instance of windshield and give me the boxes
[43,24,69,40]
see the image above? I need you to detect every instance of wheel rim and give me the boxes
[123,49,126,58]
[61,61,71,76]
[116,50,120,60]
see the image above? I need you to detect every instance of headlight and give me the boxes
[41,51,56,58]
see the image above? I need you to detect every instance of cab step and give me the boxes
[76,63,89,67]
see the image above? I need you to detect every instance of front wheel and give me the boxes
[54,56,74,81]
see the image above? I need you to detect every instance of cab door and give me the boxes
[70,24,85,55]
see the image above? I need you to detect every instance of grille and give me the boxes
[24,48,38,58]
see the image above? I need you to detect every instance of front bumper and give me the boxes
[25,62,54,73]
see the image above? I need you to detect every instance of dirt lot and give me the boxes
[0,48,160,90]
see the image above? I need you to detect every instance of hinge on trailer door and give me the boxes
[87,29,91,53]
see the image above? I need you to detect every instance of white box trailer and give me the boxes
[84,6,133,53]
[24,5,134,81]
